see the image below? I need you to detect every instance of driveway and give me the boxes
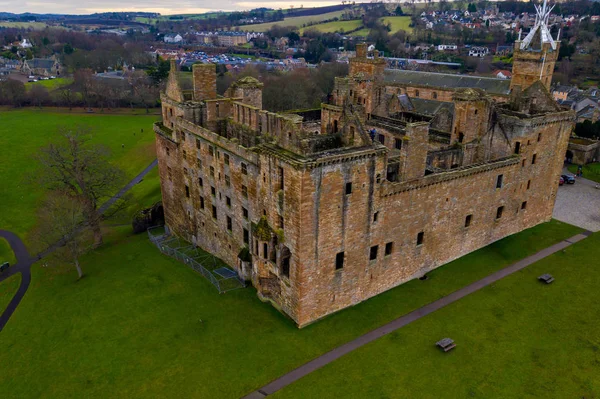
[553,170,600,232]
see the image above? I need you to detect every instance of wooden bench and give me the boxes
[436,338,456,352]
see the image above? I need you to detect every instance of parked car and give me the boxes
[559,176,564,186]
[0,262,9,272]
[28,75,35,79]
[561,174,576,184]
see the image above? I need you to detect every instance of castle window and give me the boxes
[169,108,173,116]
[185,185,190,198]
[212,205,217,219]
[522,159,526,168]
[197,158,202,169]
[225,175,231,187]
[196,138,201,150]
[208,146,214,156]
[374,211,379,222]
[227,216,232,232]
[263,243,268,259]
[415,90,420,97]
[335,252,345,270]
[211,186,216,196]
[474,109,478,115]
[538,133,542,142]
[385,242,393,256]
[527,180,531,190]
[369,245,379,260]
[243,228,249,245]
[496,174,503,189]
[210,166,215,178]
[224,153,230,166]
[167,166,172,181]
[432,92,438,99]
[242,185,248,198]
[521,201,528,210]
[532,154,537,164]
[241,163,248,175]
[465,214,472,227]
[345,182,352,195]
[496,206,504,220]
[514,142,521,154]
[183,150,187,160]
[199,177,203,187]
[279,167,284,190]
[279,215,284,230]
[378,134,385,144]
[226,196,231,207]
[376,174,381,184]
[334,120,338,133]
[166,147,170,157]
[242,207,248,219]
[180,131,186,142]
[395,138,402,150]
[200,196,205,209]
[282,257,290,278]
[215,102,219,117]
[458,133,464,143]
[417,232,424,246]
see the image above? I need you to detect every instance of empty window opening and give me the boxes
[395,138,402,150]
[279,216,284,230]
[432,92,438,99]
[538,133,542,142]
[458,133,464,143]
[465,214,472,227]
[370,245,379,261]
[211,186,216,196]
[242,207,248,219]
[373,212,379,222]
[208,146,214,156]
[225,175,230,187]
[242,185,248,198]
[197,158,202,169]
[496,206,504,219]
[263,243,268,259]
[345,182,352,195]
[183,150,187,160]
[514,141,521,154]
[200,196,205,209]
[224,153,230,165]
[279,166,284,190]
[243,228,249,245]
[210,166,215,178]
[196,138,201,150]
[166,147,170,157]
[185,185,190,198]
[333,120,338,133]
[527,180,531,190]
[226,196,231,207]
[376,174,381,184]
[521,201,528,210]
[415,90,420,97]
[282,257,290,278]
[385,242,393,256]
[417,232,424,246]
[378,134,385,144]
[212,205,217,219]
[496,174,503,189]
[227,216,232,232]
[199,177,203,187]
[532,154,537,164]
[241,163,248,175]
[335,252,344,270]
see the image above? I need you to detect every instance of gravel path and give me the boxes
[553,168,600,232]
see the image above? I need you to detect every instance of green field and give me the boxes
[0,109,159,242]
[381,16,413,33]
[0,21,52,29]
[0,273,20,315]
[300,19,362,34]
[274,231,600,399]
[239,10,346,32]
[25,77,73,91]
[0,238,16,265]
[0,219,581,398]
[568,162,600,183]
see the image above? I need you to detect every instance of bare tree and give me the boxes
[34,191,89,279]
[36,126,125,247]
[28,84,50,108]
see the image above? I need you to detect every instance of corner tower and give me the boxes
[511,0,560,92]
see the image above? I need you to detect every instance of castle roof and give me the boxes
[383,70,510,96]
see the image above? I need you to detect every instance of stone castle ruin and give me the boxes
[153,5,573,327]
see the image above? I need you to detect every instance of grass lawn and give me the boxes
[273,232,600,399]
[0,273,21,315]
[0,219,581,398]
[300,19,362,34]
[0,22,53,29]
[381,16,413,33]
[568,162,600,183]
[0,109,159,242]
[239,11,345,32]
[25,78,74,91]
[0,238,16,265]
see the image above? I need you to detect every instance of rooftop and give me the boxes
[383,70,511,96]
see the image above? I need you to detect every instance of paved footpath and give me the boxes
[0,159,158,332]
[242,230,593,399]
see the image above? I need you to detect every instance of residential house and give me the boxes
[21,57,62,77]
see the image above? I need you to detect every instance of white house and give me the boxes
[437,44,458,51]
[19,39,33,49]
[164,34,183,44]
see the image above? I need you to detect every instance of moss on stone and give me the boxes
[253,216,273,241]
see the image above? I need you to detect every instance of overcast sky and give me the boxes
[1,0,345,15]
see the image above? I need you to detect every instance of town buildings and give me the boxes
[154,1,574,327]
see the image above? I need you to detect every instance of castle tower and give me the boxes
[349,43,386,81]
[511,0,560,92]
[192,63,217,102]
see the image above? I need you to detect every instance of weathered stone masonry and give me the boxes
[154,33,573,327]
